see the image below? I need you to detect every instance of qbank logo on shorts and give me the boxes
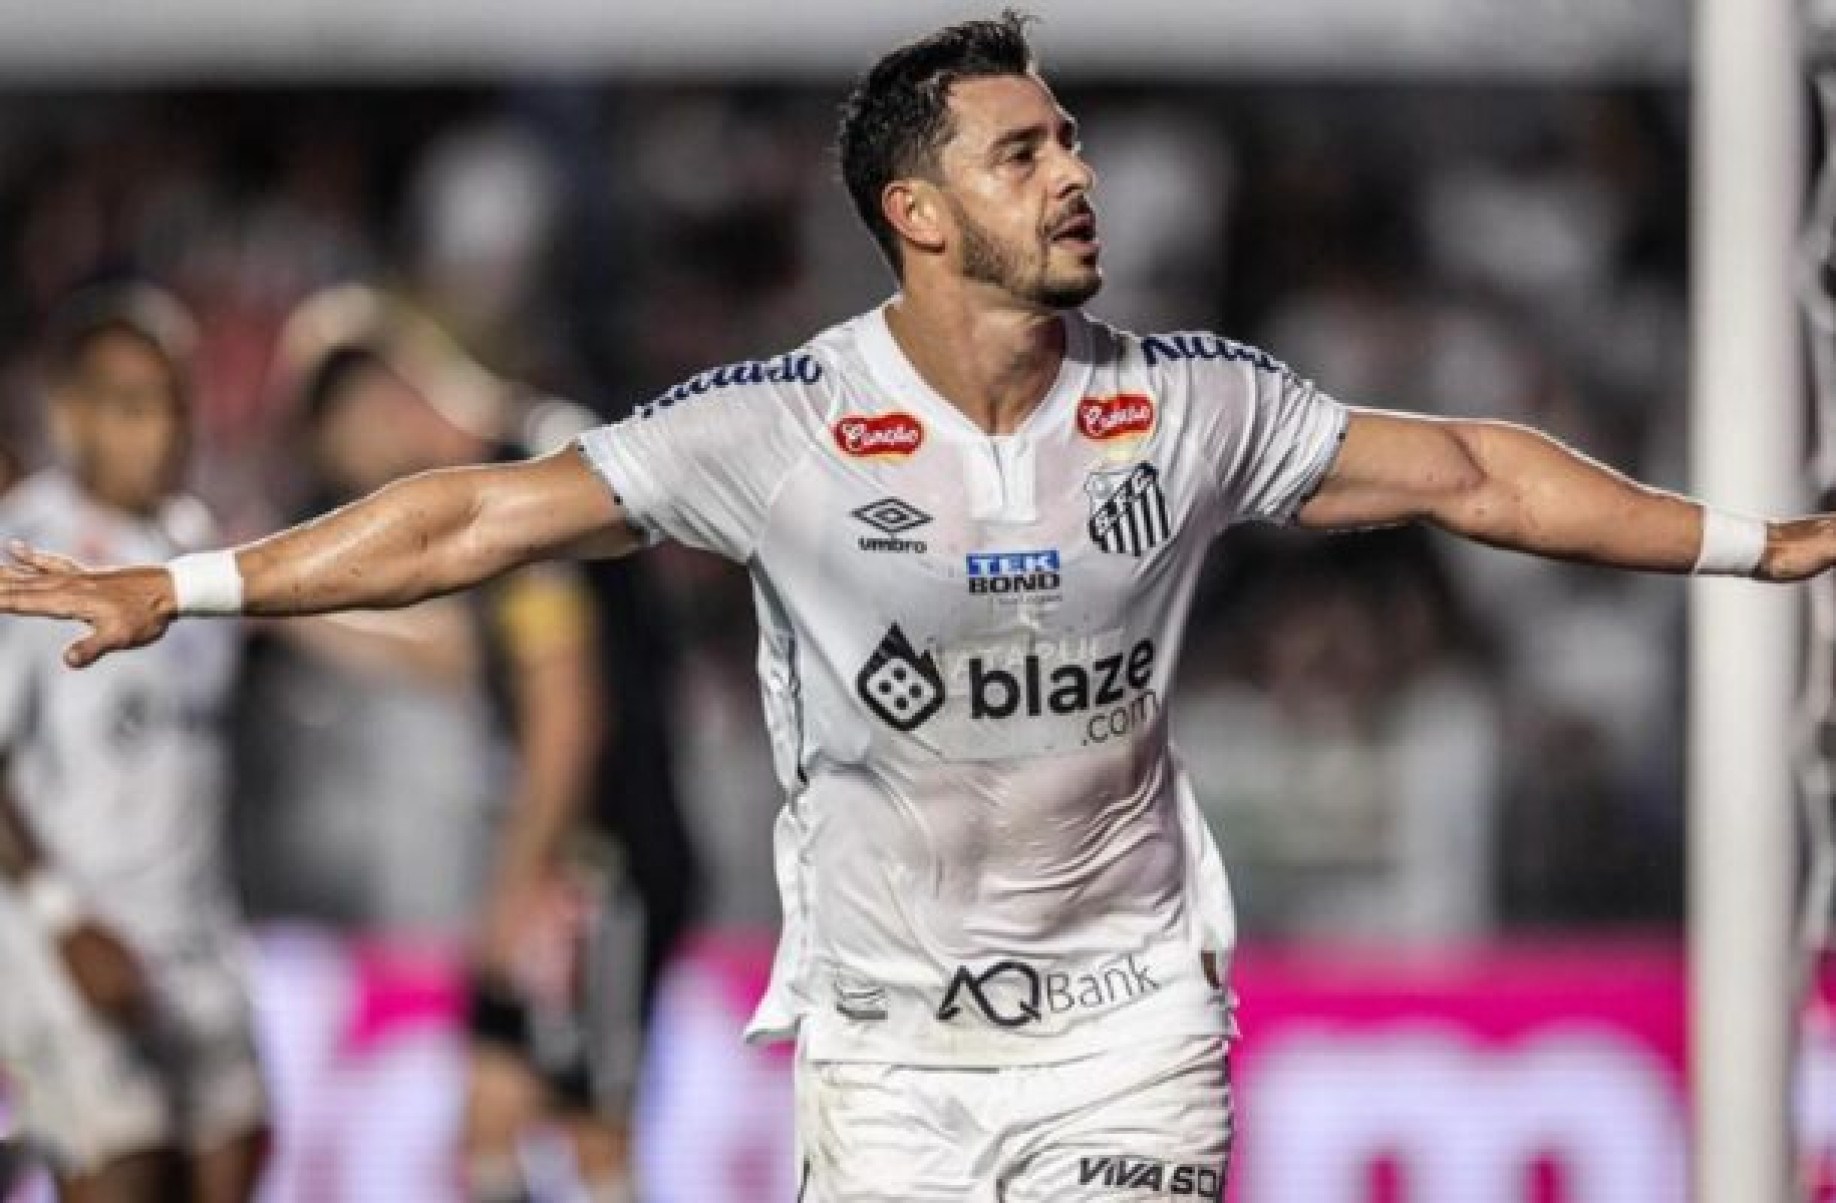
[935,953,1163,1029]
[937,961,1041,1028]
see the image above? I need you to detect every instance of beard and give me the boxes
[953,199,1101,310]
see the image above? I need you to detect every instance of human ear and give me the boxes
[882,177,949,259]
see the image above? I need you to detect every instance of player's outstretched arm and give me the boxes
[0,447,636,668]
[1296,409,1836,581]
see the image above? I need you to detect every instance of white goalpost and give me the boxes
[1689,0,1804,1200]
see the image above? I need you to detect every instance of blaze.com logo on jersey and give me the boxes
[856,626,1160,746]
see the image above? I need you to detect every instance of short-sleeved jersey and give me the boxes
[578,305,1346,1065]
[0,471,241,952]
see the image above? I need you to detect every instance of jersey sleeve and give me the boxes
[574,354,814,562]
[1175,335,1348,528]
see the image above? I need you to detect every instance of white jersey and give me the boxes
[578,304,1346,1066]
[0,471,241,952]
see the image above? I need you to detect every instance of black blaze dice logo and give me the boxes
[856,624,945,732]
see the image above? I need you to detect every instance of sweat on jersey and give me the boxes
[577,305,1347,1067]
[0,471,242,954]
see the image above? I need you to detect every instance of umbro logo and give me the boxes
[854,497,930,535]
[853,497,930,553]
[855,624,945,732]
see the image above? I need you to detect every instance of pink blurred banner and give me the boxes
[9,931,1835,1203]
[1229,942,1692,1202]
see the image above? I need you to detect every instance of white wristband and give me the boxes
[17,871,85,936]
[167,550,244,616]
[1693,507,1769,577]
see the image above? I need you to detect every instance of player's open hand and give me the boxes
[1757,516,1836,583]
[0,541,176,667]
[57,918,151,1027]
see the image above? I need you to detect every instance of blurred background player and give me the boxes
[0,285,267,1202]
[234,287,661,1203]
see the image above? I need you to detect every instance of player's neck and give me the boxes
[883,285,1065,436]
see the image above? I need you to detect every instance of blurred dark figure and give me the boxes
[401,118,703,1055]
[234,287,694,1203]
[0,285,268,1203]
[1178,528,1504,939]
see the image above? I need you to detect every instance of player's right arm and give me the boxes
[0,447,634,668]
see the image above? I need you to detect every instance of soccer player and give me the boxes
[1,14,1831,1199]
[0,285,267,1203]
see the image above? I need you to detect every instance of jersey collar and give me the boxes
[857,300,1094,441]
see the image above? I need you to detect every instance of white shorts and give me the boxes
[793,1034,1231,1202]
[0,921,266,1175]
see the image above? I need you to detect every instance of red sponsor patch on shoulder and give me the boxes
[1077,393,1156,442]
[833,412,925,459]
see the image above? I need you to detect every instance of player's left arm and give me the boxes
[1296,409,1836,581]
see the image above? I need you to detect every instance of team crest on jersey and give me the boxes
[1076,393,1156,443]
[833,412,925,459]
[1087,463,1172,557]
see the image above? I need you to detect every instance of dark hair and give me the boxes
[838,10,1038,273]
[43,282,197,400]
[298,344,387,426]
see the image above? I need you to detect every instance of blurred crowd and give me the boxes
[0,79,1692,946]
